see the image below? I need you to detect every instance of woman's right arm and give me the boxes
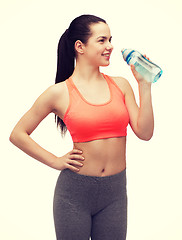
[9,84,84,171]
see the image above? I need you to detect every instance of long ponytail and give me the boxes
[55,14,106,136]
[55,29,75,84]
[55,29,75,136]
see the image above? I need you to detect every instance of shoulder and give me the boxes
[46,81,67,96]
[35,81,68,110]
[110,76,133,96]
[41,81,67,101]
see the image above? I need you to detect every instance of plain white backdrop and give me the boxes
[1,0,182,239]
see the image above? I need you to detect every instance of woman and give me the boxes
[9,15,154,240]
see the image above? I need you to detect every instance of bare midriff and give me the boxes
[73,136,127,177]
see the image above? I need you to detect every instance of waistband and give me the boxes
[60,168,126,185]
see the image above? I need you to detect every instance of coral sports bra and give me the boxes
[63,73,130,143]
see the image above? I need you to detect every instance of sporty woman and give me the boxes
[10,14,154,240]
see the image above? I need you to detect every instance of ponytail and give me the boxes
[54,14,106,136]
[55,29,75,136]
[55,29,75,84]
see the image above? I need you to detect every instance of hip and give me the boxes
[54,167,127,215]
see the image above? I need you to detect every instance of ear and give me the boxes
[74,40,85,55]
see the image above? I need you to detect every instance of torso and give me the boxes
[52,75,128,177]
[73,137,126,176]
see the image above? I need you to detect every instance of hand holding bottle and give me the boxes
[130,54,152,84]
[121,49,163,83]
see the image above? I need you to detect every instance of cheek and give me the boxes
[85,45,104,62]
[88,49,102,59]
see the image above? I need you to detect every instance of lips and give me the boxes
[102,53,111,57]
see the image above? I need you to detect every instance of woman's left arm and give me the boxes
[124,55,154,140]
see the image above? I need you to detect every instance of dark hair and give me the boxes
[54,14,106,136]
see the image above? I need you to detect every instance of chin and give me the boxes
[100,61,110,67]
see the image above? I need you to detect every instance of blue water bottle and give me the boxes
[121,49,163,83]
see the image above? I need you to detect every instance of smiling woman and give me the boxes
[76,22,113,67]
[9,14,154,240]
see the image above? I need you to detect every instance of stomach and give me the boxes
[73,136,127,177]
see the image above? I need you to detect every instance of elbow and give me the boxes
[9,130,17,145]
[136,128,154,141]
[134,122,154,141]
[140,134,153,141]
[9,128,23,145]
[9,127,30,147]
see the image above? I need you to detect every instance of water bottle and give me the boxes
[121,49,163,83]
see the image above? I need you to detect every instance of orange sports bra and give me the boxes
[63,73,130,143]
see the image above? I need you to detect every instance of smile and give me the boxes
[102,53,110,57]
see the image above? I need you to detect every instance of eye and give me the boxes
[99,39,105,43]
[98,37,112,43]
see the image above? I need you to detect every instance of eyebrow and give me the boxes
[97,36,112,40]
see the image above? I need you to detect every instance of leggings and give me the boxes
[53,168,127,240]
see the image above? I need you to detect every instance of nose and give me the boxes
[106,42,114,51]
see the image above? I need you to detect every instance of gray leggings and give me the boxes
[53,168,127,240]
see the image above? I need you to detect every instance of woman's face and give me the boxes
[82,22,114,67]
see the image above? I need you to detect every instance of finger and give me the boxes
[67,159,84,167]
[130,64,135,69]
[69,154,85,160]
[130,64,136,73]
[143,54,150,61]
[66,164,80,172]
[71,149,83,154]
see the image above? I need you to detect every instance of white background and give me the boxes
[1,0,182,239]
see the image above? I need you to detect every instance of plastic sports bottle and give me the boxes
[121,49,163,83]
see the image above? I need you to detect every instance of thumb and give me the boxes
[130,64,135,70]
[130,64,139,80]
[130,64,136,74]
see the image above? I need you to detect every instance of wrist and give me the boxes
[138,80,152,99]
[48,155,59,169]
[138,80,152,89]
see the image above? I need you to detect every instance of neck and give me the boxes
[71,59,102,82]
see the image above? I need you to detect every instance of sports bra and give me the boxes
[63,73,130,143]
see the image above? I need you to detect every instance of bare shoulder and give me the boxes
[33,81,68,114]
[111,76,132,95]
[39,81,67,106]
[45,81,67,98]
[45,81,69,117]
